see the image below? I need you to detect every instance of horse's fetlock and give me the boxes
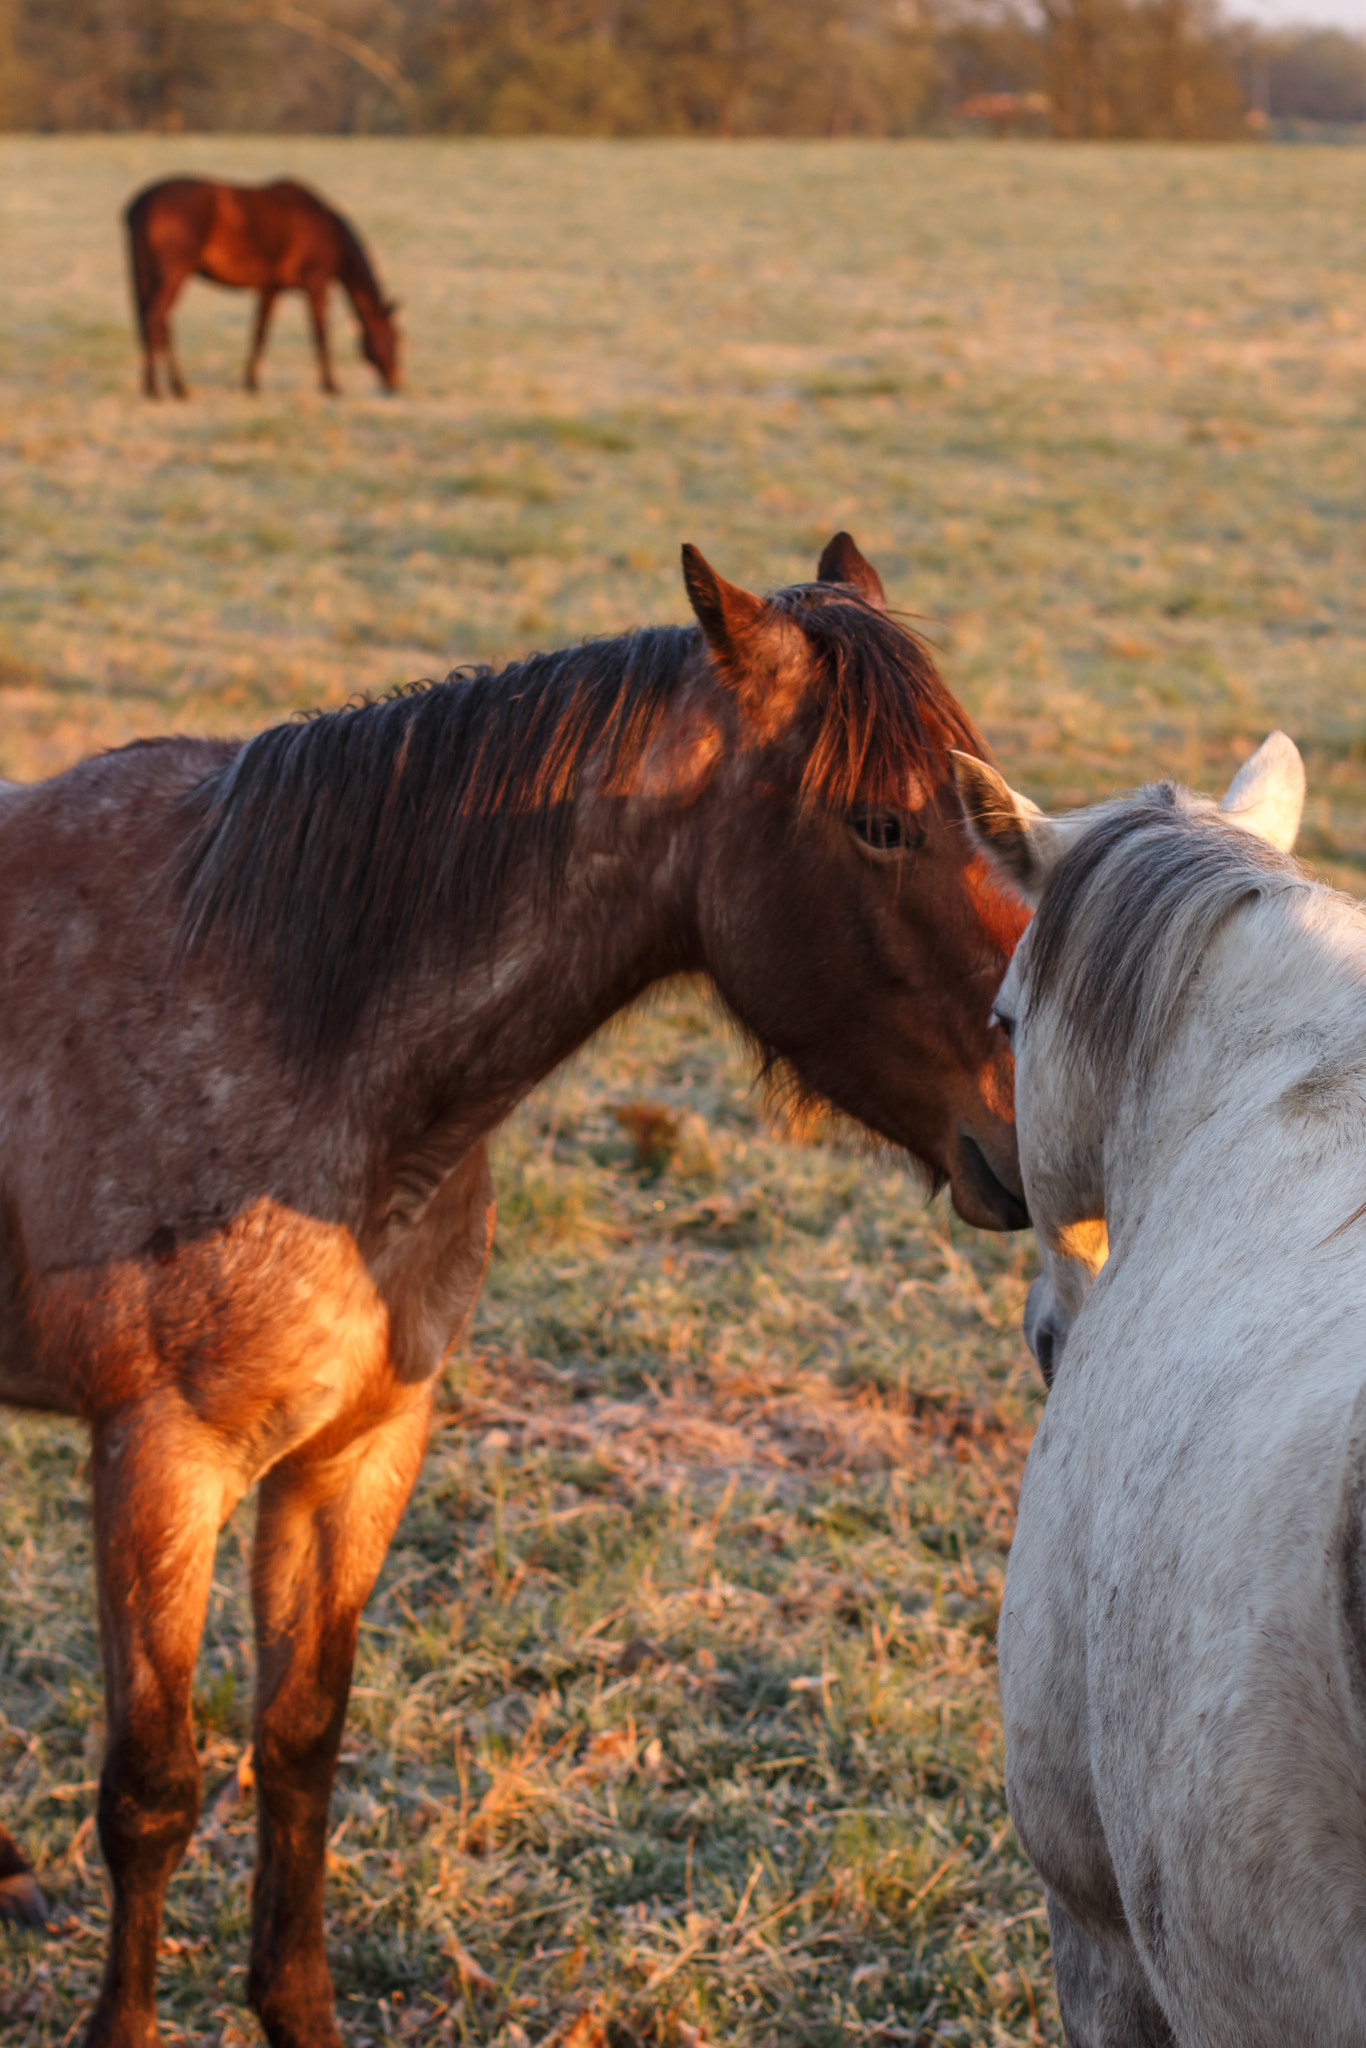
[83,1991,162,2048]
[249,1954,340,2048]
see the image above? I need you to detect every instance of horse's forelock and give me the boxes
[772,587,989,810]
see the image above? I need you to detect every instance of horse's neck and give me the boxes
[337,242,381,323]
[364,792,707,1213]
[1104,900,1366,1245]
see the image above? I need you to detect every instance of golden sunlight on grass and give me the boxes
[2,135,1365,2047]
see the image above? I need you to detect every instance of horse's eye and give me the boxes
[850,808,909,853]
[992,1009,1016,1045]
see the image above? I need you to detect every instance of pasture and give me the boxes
[1,134,1364,2047]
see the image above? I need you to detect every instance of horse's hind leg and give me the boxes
[247,1385,432,2048]
[0,1819,46,1927]
[85,1419,223,2048]
[143,270,191,401]
[1047,1893,1176,2048]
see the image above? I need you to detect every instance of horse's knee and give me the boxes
[97,1726,200,1879]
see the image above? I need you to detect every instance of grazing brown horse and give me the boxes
[124,177,400,399]
[0,536,1025,2044]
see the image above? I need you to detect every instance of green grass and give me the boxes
[3,134,1366,2045]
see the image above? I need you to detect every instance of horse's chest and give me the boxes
[368,1147,497,1386]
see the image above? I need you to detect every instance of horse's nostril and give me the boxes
[1035,1328,1056,1391]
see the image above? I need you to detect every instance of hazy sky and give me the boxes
[1229,0,1364,27]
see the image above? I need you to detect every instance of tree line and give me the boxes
[0,0,1362,140]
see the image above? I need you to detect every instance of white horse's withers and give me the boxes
[950,735,1366,2047]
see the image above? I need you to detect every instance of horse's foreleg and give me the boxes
[247,1384,432,2048]
[245,287,280,394]
[1047,1892,1176,2048]
[0,1819,46,1927]
[304,282,339,396]
[85,1421,224,2048]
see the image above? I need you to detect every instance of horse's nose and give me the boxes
[1024,1275,1063,1389]
[954,1131,1030,1233]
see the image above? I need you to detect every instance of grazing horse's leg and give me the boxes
[86,1419,225,2048]
[1047,1893,1176,2048]
[143,269,192,401]
[247,1384,432,2048]
[139,323,158,402]
[245,287,280,394]
[303,280,339,396]
[0,1819,46,1928]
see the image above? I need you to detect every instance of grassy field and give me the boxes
[1,135,1365,2047]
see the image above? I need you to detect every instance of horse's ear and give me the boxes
[1219,730,1304,853]
[682,544,809,733]
[951,751,1062,906]
[682,544,765,658]
[816,532,886,608]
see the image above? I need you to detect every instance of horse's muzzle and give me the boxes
[955,1132,1031,1233]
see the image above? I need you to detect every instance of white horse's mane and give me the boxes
[1025,780,1316,1102]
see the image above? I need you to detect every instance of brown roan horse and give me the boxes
[124,177,400,399]
[0,535,1026,2045]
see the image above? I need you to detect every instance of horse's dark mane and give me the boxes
[1025,787,1306,1101]
[176,590,984,1059]
[332,209,384,307]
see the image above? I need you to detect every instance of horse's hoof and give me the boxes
[0,1868,48,1928]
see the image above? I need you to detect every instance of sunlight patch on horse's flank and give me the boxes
[1049,1217,1109,1270]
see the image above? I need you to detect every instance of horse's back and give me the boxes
[124,178,344,290]
[125,176,218,252]
[1006,1204,1366,2042]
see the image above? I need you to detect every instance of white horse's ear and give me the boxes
[1219,731,1304,853]
[951,751,1068,906]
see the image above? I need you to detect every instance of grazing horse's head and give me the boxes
[360,297,401,391]
[954,730,1307,1373]
[680,536,1030,1232]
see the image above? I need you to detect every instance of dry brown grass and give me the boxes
[3,134,1366,2046]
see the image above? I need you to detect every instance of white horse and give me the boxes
[949,734,1366,2047]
